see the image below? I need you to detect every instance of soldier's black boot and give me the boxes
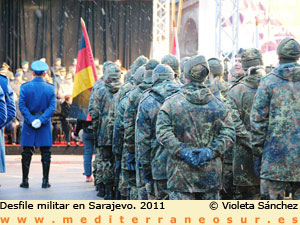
[20,157,31,188]
[41,161,51,188]
[95,183,100,191]
[97,183,105,197]
[104,185,114,200]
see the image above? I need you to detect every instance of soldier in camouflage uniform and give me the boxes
[125,57,157,200]
[136,64,180,200]
[112,65,137,200]
[161,54,180,83]
[156,55,235,200]
[207,58,231,98]
[227,48,264,199]
[179,57,190,84]
[230,48,245,85]
[205,58,233,199]
[89,61,114,197]
[251,37,300,200]
[122,56,148,200]
[88,64,121,199]
[112,78,134,200]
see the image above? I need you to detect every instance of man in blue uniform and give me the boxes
[0,70,16,179]
[19,60,56,188]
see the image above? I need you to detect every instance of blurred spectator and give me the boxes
[62,72,73,97]
[68,58,77,80]
[51,58,63,77]
[52,97,62,144]
[61,95,72,146]
[73,119,95,182]
[53,67,65,99]
[2,63,14,81]
[10,69,24,99]
[21,61,33,82]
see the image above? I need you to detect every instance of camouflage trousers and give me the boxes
[154,179,169,200]
[118,172,128,198]
[136,167,148,200]
[169,191,220,200]
[261,179,300,200]
[122,169,138,200]
[93,148,100,185]
[234,185,260,200]
[221,163,234,200]
[96,146,115,185]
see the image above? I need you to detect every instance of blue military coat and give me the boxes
[19,77,56,147]
[0,74,16,173]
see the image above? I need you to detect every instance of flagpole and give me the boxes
[81,17,85,28]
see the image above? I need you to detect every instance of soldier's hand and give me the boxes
[180,148,197,168]
[31,119,42,129]
[191,148,213,168]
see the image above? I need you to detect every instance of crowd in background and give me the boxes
[0,58,125,146]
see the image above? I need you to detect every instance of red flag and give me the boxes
[171,26,180,59]
[69,18,97,121]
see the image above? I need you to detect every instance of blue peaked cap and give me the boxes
[31,60,49,75]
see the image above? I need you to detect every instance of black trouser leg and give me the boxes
[41,147,51,188]
[20,147,34,188]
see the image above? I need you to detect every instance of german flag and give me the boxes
[70,18,97,121]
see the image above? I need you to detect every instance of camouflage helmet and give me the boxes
[241,48,263,70]
[208,58,224,76]
[104,64,121,80]
[161,54,180,74]
[277,37,300,59]
[152,64,174,84]
[184,55,209,83]
[103,61,114,74]
[133,66,145,84]
[180,57,190,72]
[144,59,160,81]
[132,55,148,74]
[145,59,160,71]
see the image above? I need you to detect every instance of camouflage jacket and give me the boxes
[88,84,119,146]
[88,80,106,135]
[112,83,133,164]
[156,82,235,192]
[124,81,152,154]
[136,81,180,180]
[207,81,233,165]
[251,62,300,182]
[227,71,262,186]
[207,77,231,99]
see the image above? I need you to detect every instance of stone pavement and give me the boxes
[0,155,102,200]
